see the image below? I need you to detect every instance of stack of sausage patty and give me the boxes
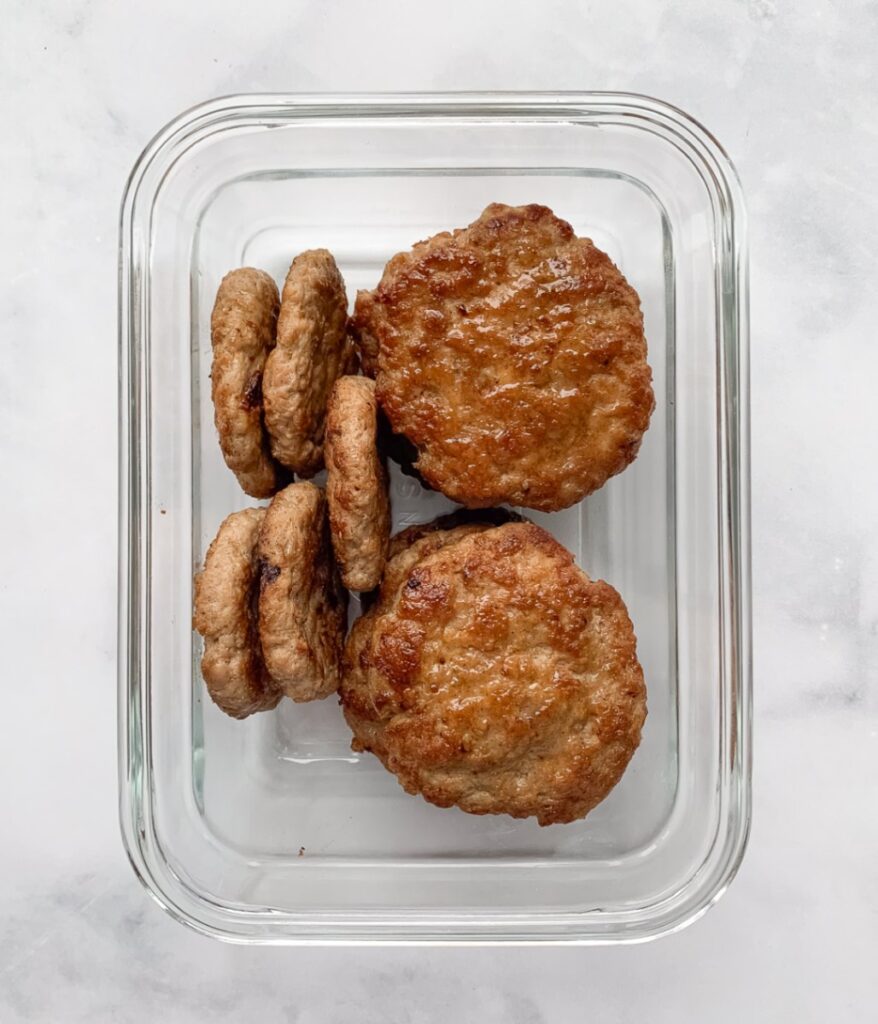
[194,203,654,826]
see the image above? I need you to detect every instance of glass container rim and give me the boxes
[118,90,751,945]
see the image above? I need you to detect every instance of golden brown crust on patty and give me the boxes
[263,250,352,477]
[210,269,281,498]
[193,508,281,718]
[341,521,646,825]
[325,376,391,592]
[382,519,498,599]
[353,203,655,511]
[344,518,497,673]
[256,482,348,701]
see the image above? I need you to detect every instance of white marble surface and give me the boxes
[1,0,876,1020]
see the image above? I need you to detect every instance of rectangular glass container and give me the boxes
[118,93,751,944]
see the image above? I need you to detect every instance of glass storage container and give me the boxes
[118,93,751,943]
